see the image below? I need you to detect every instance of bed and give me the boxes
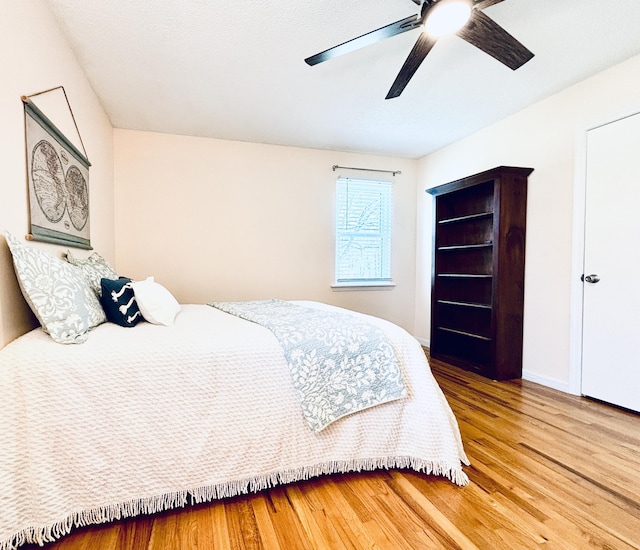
[0,234,468,550]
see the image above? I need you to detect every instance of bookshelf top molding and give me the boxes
[426,166,534,197]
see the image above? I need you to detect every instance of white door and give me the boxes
[582,112,640,413]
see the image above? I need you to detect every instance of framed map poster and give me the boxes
[23,99,92,249]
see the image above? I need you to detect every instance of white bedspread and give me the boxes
[0,302,468,549]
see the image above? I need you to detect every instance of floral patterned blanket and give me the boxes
[209,300,407,431]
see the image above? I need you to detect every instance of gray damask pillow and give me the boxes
[5,232,106,344]
[64,250,118,297]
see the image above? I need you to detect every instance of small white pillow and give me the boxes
[131,276,180,326]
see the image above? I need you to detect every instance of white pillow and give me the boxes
[130,276,180,325]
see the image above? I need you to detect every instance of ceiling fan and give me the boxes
[305,0,534,99]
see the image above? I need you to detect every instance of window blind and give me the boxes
[335,178,393,286]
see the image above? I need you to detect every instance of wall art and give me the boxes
[23,98,92,249]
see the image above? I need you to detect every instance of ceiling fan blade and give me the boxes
[386,31,437,99]
[473,0,506,9]
[305,14,421,66]
[457,9,533,70]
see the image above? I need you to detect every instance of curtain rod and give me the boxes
[332,165,401,176]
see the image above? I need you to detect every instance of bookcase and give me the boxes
[426,166,533,380]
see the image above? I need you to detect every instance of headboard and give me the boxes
[0,236,38,349]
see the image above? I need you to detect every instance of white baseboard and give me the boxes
[522,370,578,395]
[417,341,578,396]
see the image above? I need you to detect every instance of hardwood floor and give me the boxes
[24,355,640,549]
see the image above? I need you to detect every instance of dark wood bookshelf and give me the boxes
[426,166,533,380]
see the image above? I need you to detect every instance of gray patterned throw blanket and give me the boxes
[209,300,407,431]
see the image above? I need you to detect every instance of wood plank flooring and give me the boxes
[23,355,640,549]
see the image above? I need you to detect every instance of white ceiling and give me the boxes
[47,0,640,159]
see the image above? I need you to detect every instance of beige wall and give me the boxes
[114,130,418,332]
[415,53,640,390]
[0,0,114,347]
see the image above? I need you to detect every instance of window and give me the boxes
[334,177,393,287]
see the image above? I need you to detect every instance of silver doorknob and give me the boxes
[583,274,600,284]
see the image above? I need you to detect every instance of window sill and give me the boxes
[331,281,396,291]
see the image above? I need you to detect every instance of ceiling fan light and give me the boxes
[424,0,472,37]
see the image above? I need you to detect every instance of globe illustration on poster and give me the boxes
[64,165,89,231]
[31,140,66,224]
